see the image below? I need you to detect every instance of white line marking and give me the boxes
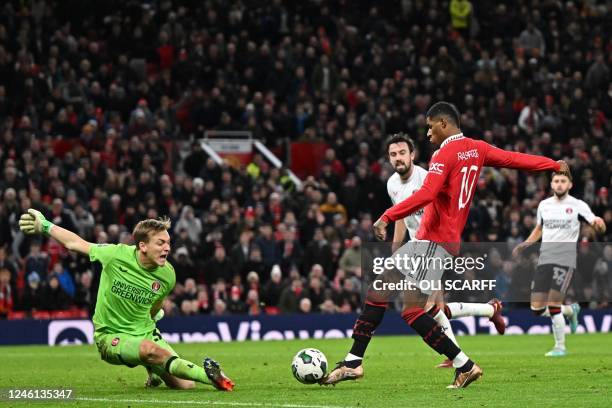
[75,397,351,408]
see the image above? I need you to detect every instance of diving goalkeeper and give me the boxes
[19,209,235,391]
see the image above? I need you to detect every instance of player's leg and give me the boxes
[144,329,195,390]
[426,291,458,369]
[322,268,402,384]
[399,241,482,388]
[545,289,570,357]
[443,299,506,335]
[544,266,576,357]
[140,330,235,391]
[531,265,565,356]
[401,286,481,388]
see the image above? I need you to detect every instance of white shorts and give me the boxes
[392,240,451,295]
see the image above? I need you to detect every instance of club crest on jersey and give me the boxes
[566,207,573,214]
[429,162,444,175]
[111,337,120,346]
[151,281,161,292]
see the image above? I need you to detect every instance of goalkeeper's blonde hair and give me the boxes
[133,217,171,245]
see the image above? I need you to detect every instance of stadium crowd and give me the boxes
[0,0,611,319]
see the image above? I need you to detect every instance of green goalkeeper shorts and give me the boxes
[94,328,178,369]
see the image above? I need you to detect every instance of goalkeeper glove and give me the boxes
[19,209,54,236]
[153,309,165,322]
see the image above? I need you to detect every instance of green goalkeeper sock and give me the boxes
[165,356,209,384]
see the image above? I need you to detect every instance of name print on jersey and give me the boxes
[457,149,479,160]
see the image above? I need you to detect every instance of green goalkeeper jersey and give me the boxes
[89,244,176,336]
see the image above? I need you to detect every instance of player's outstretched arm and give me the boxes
[482,142,563,173]
[512,224,542,257]
[19,208,92,256]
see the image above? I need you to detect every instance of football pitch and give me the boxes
[2,333,611,407]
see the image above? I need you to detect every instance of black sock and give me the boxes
[402,307,461,360]
[349,302,387,359]
[457,359,474,373]
[344,359,362,368]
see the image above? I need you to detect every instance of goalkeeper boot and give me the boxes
[488,298,506,335]
[320,361,364,385]
[569,303,580,334]
[204,357,235,391]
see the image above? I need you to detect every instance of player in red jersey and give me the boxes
[323,101,567,389]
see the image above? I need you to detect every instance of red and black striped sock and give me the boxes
[348,301,387,360]
[402,307,461,360]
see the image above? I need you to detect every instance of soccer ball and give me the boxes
[291,348,328,384]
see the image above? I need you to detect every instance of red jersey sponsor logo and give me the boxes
[429,162,445,175]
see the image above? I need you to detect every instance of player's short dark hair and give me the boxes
[386,133,415,153]
[426,101,461,127]
[133,216,171,245]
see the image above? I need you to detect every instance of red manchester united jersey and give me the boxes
[381,134,560,254]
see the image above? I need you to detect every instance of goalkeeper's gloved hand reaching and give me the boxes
[19,208,54,236]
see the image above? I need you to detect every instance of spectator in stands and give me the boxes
[518,21,546,57]
[450,0,472,37]
[42,274,71,311]
[255,224,279,269]
[308,276,325,311]
[51,261,75,298]
[227,286,246,314]
[212,299,228,316]
[24,242,49,280]
[211,278,229,304]
[278,227,302,272]
[230,229,253,276]
[262,265,283,310]
[20,272,43,313]
[246,289,262,316]
[177,278,198,307]
[299,298,312,314]
[279,279,307,314]
[180,298,198,316]
[174,205,202,245]
[319,192,347,224]
[0,268,13,318]
[195,289,211,314]
[203,245,235,284]
[333,278,360,313]
[242,246,267,281]
[518,97,544,135]
[593,245,612,306]
[339,236,362,276]
[0,245,17,278]
[173,246,197,284]
[74,270,93,311]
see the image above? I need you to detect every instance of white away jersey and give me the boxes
[537,194,596,268]
[387,165,428,239]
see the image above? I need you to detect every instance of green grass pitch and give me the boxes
[2,333,611,407]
